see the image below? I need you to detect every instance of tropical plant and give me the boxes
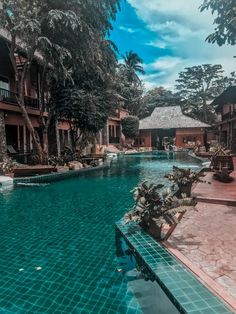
[175,64,236,123]
[165,166,209,197]
[210,144,231,155]
[116,51,145,116]
[0,157,14,174]
[121,116,139,140]
[200,0,236,46]
[0,0,81,163]
[124,182,196,240]
[121,50,145,83]
[0,0,122,163]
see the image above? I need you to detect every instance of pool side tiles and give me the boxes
[13,163,110,184]
[116,220,234,314]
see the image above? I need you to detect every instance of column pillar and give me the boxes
[0,111,7,161]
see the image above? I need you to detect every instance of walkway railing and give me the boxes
[0,88,40,110]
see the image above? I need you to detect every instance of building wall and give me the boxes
[222,103,236,114]
[176,128,204,147]
[137,130,152,147]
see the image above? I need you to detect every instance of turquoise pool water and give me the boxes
[0,153,200,313]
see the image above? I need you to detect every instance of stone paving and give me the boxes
[169,201,236,302]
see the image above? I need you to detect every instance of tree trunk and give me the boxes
[18,100,45,164]
[0,111,7,162]
[55,120,61,157]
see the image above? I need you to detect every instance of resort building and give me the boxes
[98,108,129,148]
[0,32,71,161]
[212,86,236,153]
[137,106,210,149]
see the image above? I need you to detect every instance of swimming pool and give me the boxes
[0,153,200,313]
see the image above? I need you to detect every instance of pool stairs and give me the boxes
[0,176,14,190]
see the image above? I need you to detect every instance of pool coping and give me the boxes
[116,220,235,314]
[13,163,110,184]
[164,242,236,312]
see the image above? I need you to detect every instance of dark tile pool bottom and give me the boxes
[116,220,234,314]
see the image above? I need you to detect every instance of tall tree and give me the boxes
[140,87,181,118]
[200,0,236,46]
[0,0,81,162]
[175,64,236,123]
[116,51,145,115]
[0,0,121,162]
[121,50,145,83]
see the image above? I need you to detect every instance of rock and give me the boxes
[68,161,84,170]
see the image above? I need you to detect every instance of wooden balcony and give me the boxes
[0,88,40,110]
[222,110,236,121]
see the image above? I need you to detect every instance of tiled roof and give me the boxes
[139,106,210,130]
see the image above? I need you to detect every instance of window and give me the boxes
[183,136,196,144]
[0,77,9,91]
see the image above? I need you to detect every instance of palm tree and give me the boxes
[121,50,145,83]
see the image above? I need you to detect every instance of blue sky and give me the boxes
[110,0,236,91]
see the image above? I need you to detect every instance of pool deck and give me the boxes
[191,158,236,205]
[167,158,236,312]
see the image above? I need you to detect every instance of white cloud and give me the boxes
[119,26,136,33]
[127,0,236,90]
[146,40,166,49]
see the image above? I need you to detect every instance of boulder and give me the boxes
[68,161,84,170]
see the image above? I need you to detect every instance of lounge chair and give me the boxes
[7,145,18,155]
[211,155,234,182]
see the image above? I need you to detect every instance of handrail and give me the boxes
[0,87,40,110]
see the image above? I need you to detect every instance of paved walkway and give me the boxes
[169,203,236,300]
[168,159,236,311]
[192,158,236,205]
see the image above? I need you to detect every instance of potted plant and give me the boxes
[124,181,196,240]
[165,166,208,197]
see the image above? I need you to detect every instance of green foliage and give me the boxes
[140,87,182,118]
[200,0,236,46]
[115,51,145,116]
[124,182,196,240]
[121,116,140,139]
[0,158,14,174]
[120,50,145,83]
[165,166,206,186]
[175,64,236,123]
[53,84,115,135]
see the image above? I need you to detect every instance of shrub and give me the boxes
[121,116,139,139]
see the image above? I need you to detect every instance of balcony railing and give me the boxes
[0,88,40,110]
[109,136,120,144]
[222,110,236,121]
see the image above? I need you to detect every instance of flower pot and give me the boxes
[177,183,192,197]
[141,220,162,240]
